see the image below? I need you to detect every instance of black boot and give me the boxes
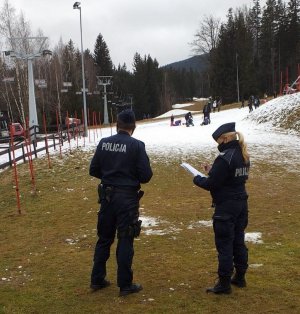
[231,272,246,288]
[90,279,111,291]
[119,283,143,297]
[206,277,232,294]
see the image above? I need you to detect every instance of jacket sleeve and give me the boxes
[136,141,153,183]
[193,157,229,191]
[89,143,102,179]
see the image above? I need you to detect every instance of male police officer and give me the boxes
[89,109,153,296]
[193,122,250,294]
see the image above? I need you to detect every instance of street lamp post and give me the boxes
[73,2,88,137]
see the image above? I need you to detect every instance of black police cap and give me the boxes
[212,122,236,141]
[117,109,136,124]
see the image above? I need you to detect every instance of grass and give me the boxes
[0,147,300,314]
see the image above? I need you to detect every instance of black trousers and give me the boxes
[213,199,248,277]
[91,191,139,288]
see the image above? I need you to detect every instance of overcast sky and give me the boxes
[5,0,267,70]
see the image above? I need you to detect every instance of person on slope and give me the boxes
[185,112,194,127]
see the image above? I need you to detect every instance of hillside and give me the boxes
[162,54,209,72]
[247,93,300,134]
[1,91,300,313]
[157,93,300,135]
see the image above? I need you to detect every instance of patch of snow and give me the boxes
[193,97,208,102]
[247,93,300,133]
[245,232,263,244]
[143,229,166,235]
[172,103,195,109]
[249,264,263,268]
[143,226,181,236]
[154,109,199,119]
[65,238,78,245]
[140,215,159,227]
[1,93,300,178]
[188,220,213,229]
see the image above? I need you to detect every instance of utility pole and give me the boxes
[97,76,112,124]
[28,58,38,129]
[5,37,51,137]
[129,95,133,110]
[236,52,240,103]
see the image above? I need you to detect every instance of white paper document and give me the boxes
[180,162,207,178]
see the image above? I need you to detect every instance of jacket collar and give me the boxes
[218,140,239,152]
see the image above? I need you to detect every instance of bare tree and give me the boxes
[0,0,52,125]
[0,0,16,40]
[0,0,31,124]
[191,15,221,55]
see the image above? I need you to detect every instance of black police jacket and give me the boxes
[193,140,250,204]
[90,130,153,189]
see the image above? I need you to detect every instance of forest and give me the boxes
[0,0,299,123]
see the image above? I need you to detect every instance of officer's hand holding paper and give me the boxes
[181,162,207,178]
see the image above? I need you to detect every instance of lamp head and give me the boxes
[73,2,81,9]
[42,49,52,56]
[4,51,16,57]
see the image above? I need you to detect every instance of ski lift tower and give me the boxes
[5,37,51,134]
[97,76,112,125]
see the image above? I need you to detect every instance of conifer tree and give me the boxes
[260,0,283,93]
[286,0,300,78]
[249,0,262,63]
[145,55,161,116]
[132,53,149,118]
[273,0,288,92]
[93,33,113,76]
[235,8,258,98]
[113,63,134,103]
[210,9,237,102]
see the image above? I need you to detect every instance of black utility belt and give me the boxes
[98,184,144,203]
[213,195,248,204]
[231,195,248,200]
[102,185,138,193]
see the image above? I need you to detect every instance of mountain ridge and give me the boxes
[162,54,209,72]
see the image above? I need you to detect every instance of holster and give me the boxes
[133,220,142,237]
[98,184,113,203]
[118,220,142,239]
[137,190,144,201]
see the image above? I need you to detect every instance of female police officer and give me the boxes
[193,122,250,294]
[89,109,152,296]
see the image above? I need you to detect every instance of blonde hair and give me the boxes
[221,131,250,163]
[236,131,250,163]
